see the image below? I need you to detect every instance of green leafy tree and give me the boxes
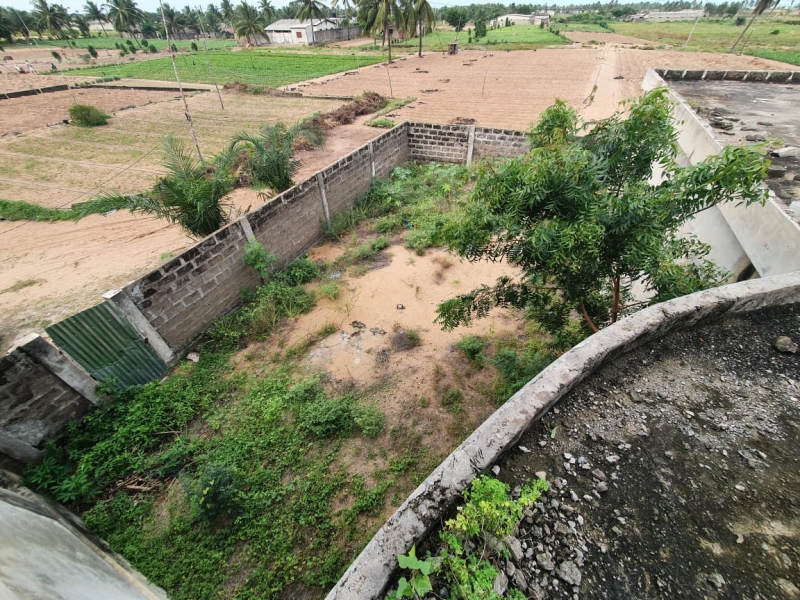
[295,0,326,45]
[224,121,323,192]
[101,137,234,238]
[413,0,435,57]
[204,3,223,33]
[473,18,486,39]
[435,89,768,338]
[233,1,266,45]
[258,0,276,23]
[443,6,467,31]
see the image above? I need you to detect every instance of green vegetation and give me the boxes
[68,103,110,127]
[387,24,567,52]
[614,18,800,57]
[390,476,547,599]
[365,96,415,128]
[52,51,384,87]
[0,197,130,222]
[22,254,401,599]
[436,89,767,337]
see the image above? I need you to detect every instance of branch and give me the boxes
[610,276,620,323]
[580,301,599,333]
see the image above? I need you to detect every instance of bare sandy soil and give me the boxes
[1,44,796,351]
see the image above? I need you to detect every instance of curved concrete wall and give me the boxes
[325,271,800,600]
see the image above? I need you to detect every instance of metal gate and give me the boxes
[46,301,168,388]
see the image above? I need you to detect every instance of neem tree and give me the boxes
[435,88,768,339]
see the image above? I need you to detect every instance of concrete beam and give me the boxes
[17,333,101,405]
[102,291,175,364]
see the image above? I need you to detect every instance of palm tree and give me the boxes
[413,0,434,57]
[100,137,234,238]
[71,13,91,36]
[233,1,266,45]
[295,0,325,45]
[259,0,276,24]
[0,8,15,42]
[730,0,779,52]
[33,0,71,38]
[331,0,352,38]
[220,0,234,26]
[225,121,323,192]
[104,0,144,38]
[361,0,411,62]
[205,3,223,34]
[84,1,108,36]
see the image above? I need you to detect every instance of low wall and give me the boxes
[654,69,800,83]
[325,271,800,600]
[0,482,166,599]
[642,69,800,278]
[407,122,528,164]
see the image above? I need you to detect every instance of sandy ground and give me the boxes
[1,44,796,350]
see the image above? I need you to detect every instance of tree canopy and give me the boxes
[435,89,768,340]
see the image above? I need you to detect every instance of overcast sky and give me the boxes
[1,0,794,19]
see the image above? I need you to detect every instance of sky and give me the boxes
[1,0,795,19]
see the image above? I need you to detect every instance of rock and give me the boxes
[592,469,607,480]
[519,445,531,453]
[554,521,570,535]
[556,560,582,586]
[493,570,508,595]
[707,573,725,589]
[535,471,547,480]
[772,336,798,354]
[513,569,528,592]
[504,535,524,562]
[492,465,501,475]
[570,490,580,502]
[770,146,800,158]
[186,352,200,363]
[606,454,620,464]
[756,121,773,126]
[536,552,555,571]
[630,390,645,403]
[350,321,366,329]
[596,482,609,493]
[745,133,767,142]
[506,562,516,577]
[768,164,787,178]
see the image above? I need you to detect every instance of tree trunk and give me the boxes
[100,22,108,36]
[310,17,315,45]
[580,301,599,333]
[730,12,758,52]
[610,276,620,323]
[418,15,422,57]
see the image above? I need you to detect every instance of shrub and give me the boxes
[243,238,277,281]
[298,397,354,438]
[318,281,341,300]
[87,44,97,58]
[184,462,242,521]
[455,335,487,367]
[69,104,110,127]
[191,42,199,52]
[352,404,385,437]
[149,44,158,53]
[367,118,395,128]
[51,50,61,62]
[276,256,319,286]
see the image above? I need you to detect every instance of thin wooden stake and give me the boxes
[159,0,204,164]
[195,5,225,110]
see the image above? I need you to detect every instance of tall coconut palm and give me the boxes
[100,137,234,238]
[295,0,325,45]
[33,0,71,38]
[259,0,276,24]
[205,3,223,33]
[0,8,15,42]
[331,0,352,37]
[71,13,91,36]
[220,0,234,26]
[730,0,779,52]
[233,1,266,45]
[361,0,411,62]
[84,1,109,35]
[413,0,434,57]
[104,0,144,38]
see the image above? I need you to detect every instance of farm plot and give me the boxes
[0,90,345,207]
[56,51,385,87]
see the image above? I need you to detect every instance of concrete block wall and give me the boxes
[124,223,261,351]
[0,121,498,471]
[0,335,99,470]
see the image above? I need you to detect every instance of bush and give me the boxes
[149,44,158,53]
[276,256,319,286]
[69,104,110,127]
[87,44,97,58]
[455,335,487,367]
[191,42,199,52]
[367,118,395,128]
[184,462,242,521]
[352,404,385,437]
[51,50,61,62]
[298,397,354,437]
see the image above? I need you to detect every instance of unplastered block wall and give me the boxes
[125,223,260,351]
[407,122,528,163]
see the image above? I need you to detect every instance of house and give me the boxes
[490,13,537,27]
[265,19,337,45]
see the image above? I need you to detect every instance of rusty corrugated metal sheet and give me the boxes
[46,302,167,388]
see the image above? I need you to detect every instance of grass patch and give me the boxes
[54,51,384,87]
[613,18,800,55]
[366,117,396,129]
[0,197,128,222]
[9,36,235,52]
[0,279,43,294]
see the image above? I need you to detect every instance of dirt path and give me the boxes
[2,45,796,350]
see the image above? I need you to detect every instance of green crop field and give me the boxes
[554,22,611,32]
[384,24,567,53]
[10,35,236,51]
[614,17,800,63]
[50,50,384,87]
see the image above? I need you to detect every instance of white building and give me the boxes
[265,19,337,45]
[628,9,704,21]
[489,13,549,27]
